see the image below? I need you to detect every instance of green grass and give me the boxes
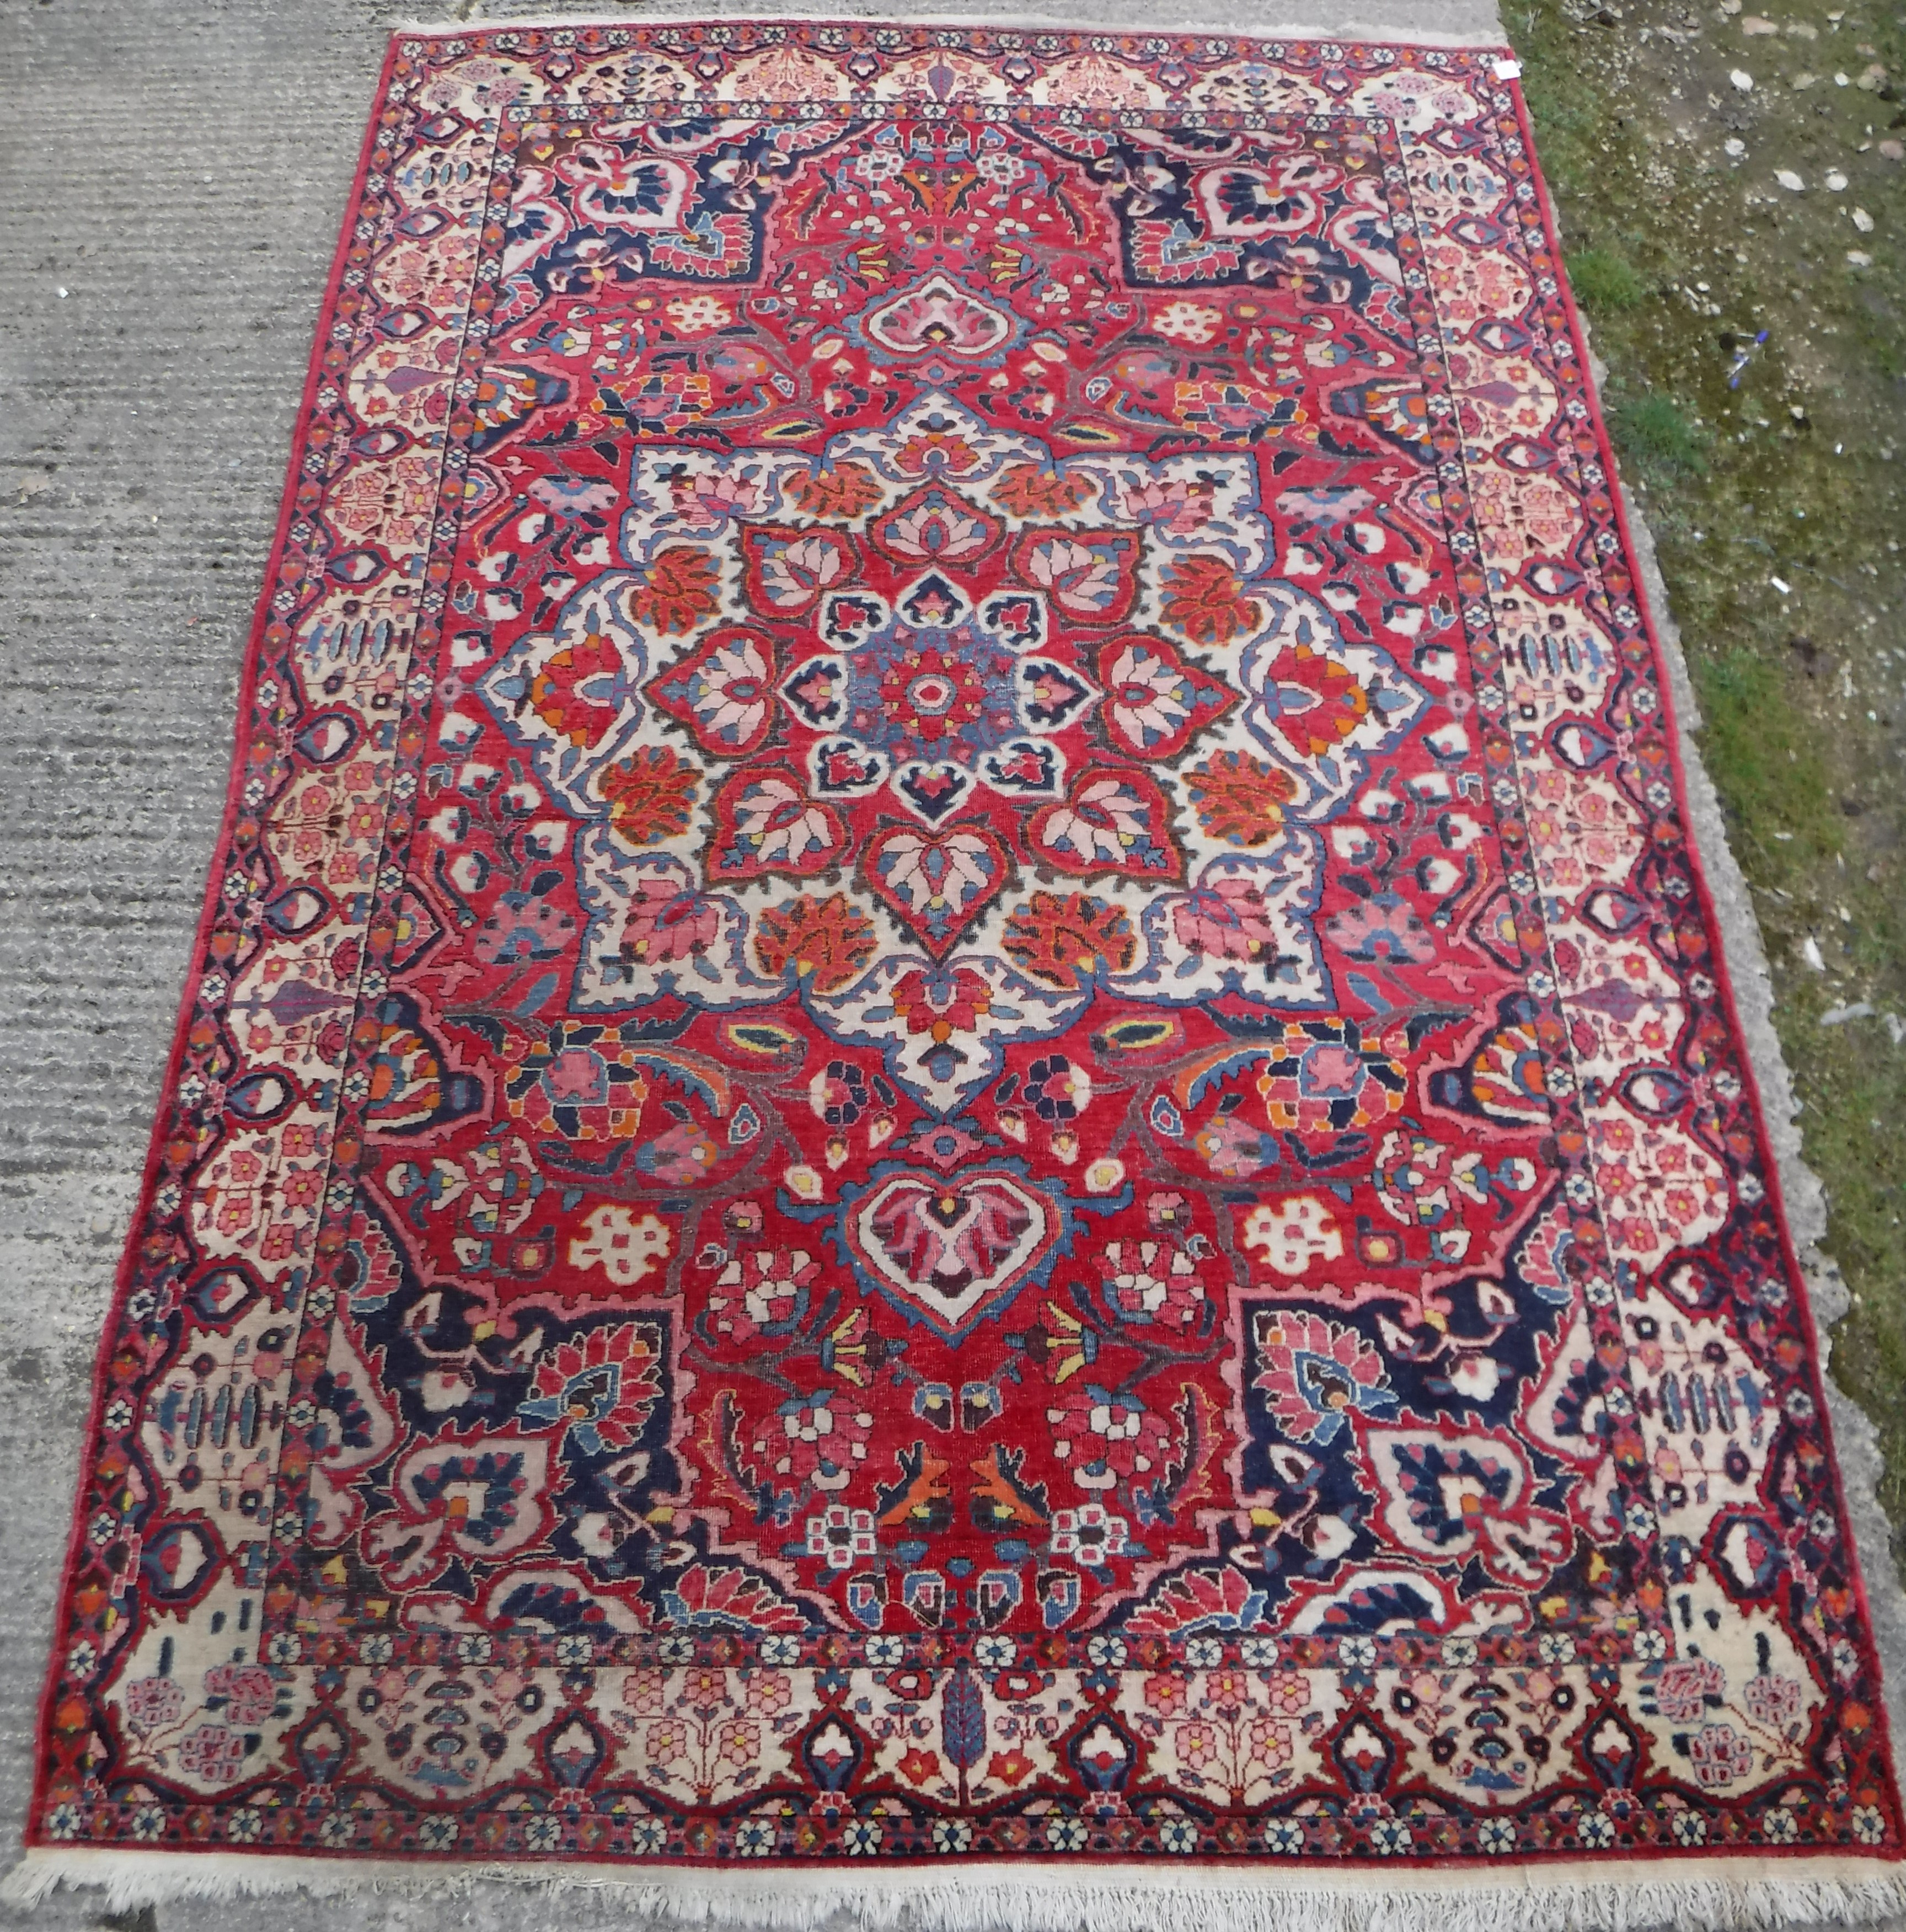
[1566,247,1648,312]
[1608,392,1708,477]
[1692,651,1842,875]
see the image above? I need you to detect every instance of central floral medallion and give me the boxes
[479,388,1428,1111]
[775,564,1102,845]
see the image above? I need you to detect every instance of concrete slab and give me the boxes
[0,4,1891,1928]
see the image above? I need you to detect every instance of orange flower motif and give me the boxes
[1000,891,1137,988]
[530,624,627,748]
[1261,644,1369,757]
[897,1747,941,1786]
[1161,553,1260,646]
[992,461,1093,517]
[629,546,721,636]
[754,894,879,994]
[987,1747,1036,1787]
[788,460,884,519]
[1184,750,1297,848]
[600,745,698,846]
[894,428,979,475]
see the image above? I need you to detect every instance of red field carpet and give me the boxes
[12,21,1905,1928]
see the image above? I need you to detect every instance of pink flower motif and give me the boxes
[1264,1671,1310,1715]
[1688,1720,1753,1787]
[755,1391,873,1489]
[1246,1715,1294,1767]
[1050,1502,1129,1562]
[1193,1110,1277,1179]
[1046,1385,1177,1485]
[1743,1673,1803,1729]
[1118,476,1216,537]
[1170,876,1281,961]
[711,1248,821,1342]
[529,474,618,518]
[1252,1310,1398,1446]
[1204,1668,1252,1710]
[279,1168,324,1210]
[623,1670,668,1716]
[620,875,720,966]
[521,1321,663,1457]
[749,1671,794,1717]
[124,1676,185,1733]
[1176,1719,1220,1769]
[176,1724,246,1783]
[634,1120,719,1186]
[1654,1656,1726,1722]
[1100,1240,1205,1334]
[202,1663,278,1727]
[1324,892,1436,964]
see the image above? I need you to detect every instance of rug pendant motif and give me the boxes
[27,22,1903,1882]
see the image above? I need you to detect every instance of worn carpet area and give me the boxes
[9,20,1905,1929]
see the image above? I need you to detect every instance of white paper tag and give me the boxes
[1492,56,1524,78]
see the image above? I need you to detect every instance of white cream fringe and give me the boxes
[397,9,1517,51]
[7,1848,1906,1931]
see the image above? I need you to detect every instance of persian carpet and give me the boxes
[14,20,1906,1929]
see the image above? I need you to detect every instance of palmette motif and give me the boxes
[30,20,1903,1877]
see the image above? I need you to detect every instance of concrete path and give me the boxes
[0,3,1882,1929]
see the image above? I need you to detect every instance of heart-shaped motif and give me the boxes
[1012,527,1139,624]
[847,1168,1057,1337]
[743,525,859,617]
[861,822,1008,955]
[1096,631,1238,759]
[865,273,1016,360]
[1027,767,1182,881]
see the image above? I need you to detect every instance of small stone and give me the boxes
[1846,248,1875,265]
[1881,139,1905,160]
[1852,205,1875,229]
[1856,60,1888,87]
[1825,168,1849,188]
[1776,168,1806,189]
[1741,13,1778,29]
[1725,136,1748,154]
[1731,66,1756,87]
